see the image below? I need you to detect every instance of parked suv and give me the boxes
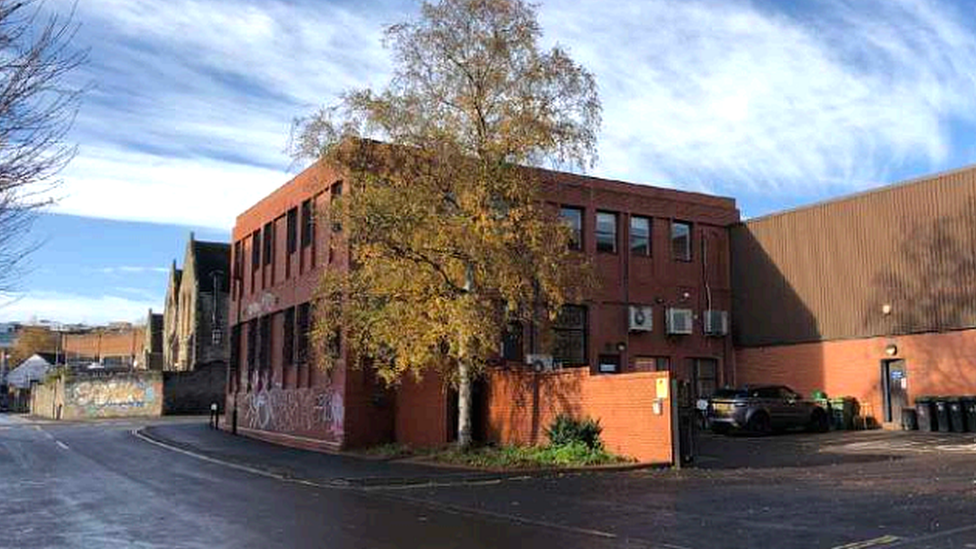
[708,385,829,434]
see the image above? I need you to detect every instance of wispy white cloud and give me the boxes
[37,0,976,224]
[0,291,160,324]
[85,265,169,275]
[541,0,976,200]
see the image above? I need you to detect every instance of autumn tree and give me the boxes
[292,0,601,448]
[0,1,86,296]
[8,325,58,366]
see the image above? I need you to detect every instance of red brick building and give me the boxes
[226,159,739,454]
[732,165,976,426]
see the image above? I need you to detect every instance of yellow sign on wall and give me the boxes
[656,377,669,399]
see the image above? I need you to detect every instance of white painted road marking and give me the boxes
[55,441,69,450]
[832,534,901,549]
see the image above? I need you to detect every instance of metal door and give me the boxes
[882,359,908,423]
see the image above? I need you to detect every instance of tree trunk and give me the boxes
[457,358,473,450]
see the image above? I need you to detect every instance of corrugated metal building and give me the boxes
[733,165,976,425]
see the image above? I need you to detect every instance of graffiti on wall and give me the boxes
[239,387,344,440]
[68,377,158,416]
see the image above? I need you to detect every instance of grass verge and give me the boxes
[425,442,632,469]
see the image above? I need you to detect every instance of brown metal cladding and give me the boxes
[733,164,976,347]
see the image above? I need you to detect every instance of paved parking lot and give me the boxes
[695,428,976,469]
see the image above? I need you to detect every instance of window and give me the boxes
[232,241,242,299]
[559,207,583,251]
[501,321,523,362]
[296,302,310,364]
[300,199,313,248]
[688,357,718,398]
[286,208,298,254]
[263,222,273,266]
[635,356,670,371]
[552,305,587,366]
[328,328,341,359]
[671,221,692,261]
[251,229,261,270]
[595,211,617,253]
[630,216,651,256]
[282,307,295,366]
[598,354,620,374]
[259,315,271,372]
[330,182,343,232]
[246,319,257,385]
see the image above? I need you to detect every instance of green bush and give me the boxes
[545,414,603,450]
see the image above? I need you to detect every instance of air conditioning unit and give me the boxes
[628,305,653,332]
[704,310,729,336]
[666,308,694,335]
[526,354,555,372]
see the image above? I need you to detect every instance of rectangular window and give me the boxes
[552,305,587,366]
[596,211,617,253]
[300,199,313,248]
[672,221,692,261]
[328,328,341,359]
[286,207,298,254]
[246,319,257,385]
[296,302,310,364]
[598,354,620,374]
[501,321,523,362]
[630,216,651,256]
[232,241,242,300]
[331,182,343,232]
[282,307,295,366]
[259,315,271,372]
[560,207,583,251]
[688,358,718,398]
[251,229,261,270]
[263,222,273,266]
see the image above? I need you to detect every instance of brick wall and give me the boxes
[485,368,673,464]
[395,373,450,448]
[736,327,976,424]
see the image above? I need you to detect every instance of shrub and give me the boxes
[545,414,603,450]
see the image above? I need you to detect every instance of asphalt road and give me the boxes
[4,415,976,549]
[0,416,618,549]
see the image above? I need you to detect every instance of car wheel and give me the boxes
[808,409,829,433]
[746,412,772,435]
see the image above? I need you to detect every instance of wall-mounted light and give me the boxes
[885,344,898,357]
[882,304,892,315]
[615,342,627,353]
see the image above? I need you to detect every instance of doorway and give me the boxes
[882,359,908,423]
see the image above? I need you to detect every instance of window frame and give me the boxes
[286,207,298,255]
[282,307,295,366]
[559,206,584,251]
[671,220,693,262]
[552,305,588,366]
[595,211,618,254]
[300,199,313,248]
[630,215,651,256]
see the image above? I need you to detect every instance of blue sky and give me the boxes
[4,0,976,323]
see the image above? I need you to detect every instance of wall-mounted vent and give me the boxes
[628,306,653,332]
